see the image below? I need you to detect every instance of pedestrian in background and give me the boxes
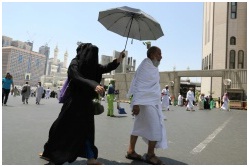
[177,93,183,106]
[13,86,18,97]
[40,43,125,165]
[221,93,230,111]
[21,81,31,104]
[107,81,115,117]
[209,95,215,109]
[36,82,44,105]
[198,93,205,110]
[161,85,170,111]
[45,87,51,99]
[186,87,195,111]
[126,46,167,165]
[2,73,14,106]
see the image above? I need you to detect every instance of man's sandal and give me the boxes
[125,151,143,161]
[144,153,165,165]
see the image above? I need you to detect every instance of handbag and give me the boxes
[21,86,27,94]
[92,98,104,115]
[59,78,71,103]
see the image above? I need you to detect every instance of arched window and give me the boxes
[238,50,244,69]
[230,36,236,45]
[229,50,236,69]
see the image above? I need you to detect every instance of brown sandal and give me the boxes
[125,151,143,161]
[144,153,165,165]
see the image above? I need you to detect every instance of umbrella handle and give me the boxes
[124,16,134,51]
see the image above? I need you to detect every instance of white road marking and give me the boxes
[190,116,233,155]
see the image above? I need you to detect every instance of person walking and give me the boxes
[36,82,44,104]
[186,88,195,111]
[2,73,14,106]
[126,46,167,165]
[40,43,125,165]
[198,93,205,110]
[221,93,230,111]
[21,82,31,104]
[161,85,170,111]
[45,87,51,99]
[177,93,183,106]
[107,81,115,117]
[13,86,18,97]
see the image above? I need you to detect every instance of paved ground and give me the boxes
[2,95,247,165]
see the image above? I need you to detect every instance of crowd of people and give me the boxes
[2,44,231,165]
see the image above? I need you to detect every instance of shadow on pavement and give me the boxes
[160,157,188,165]
[64,156,187,165]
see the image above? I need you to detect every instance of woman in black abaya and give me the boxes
[41,43,125,165]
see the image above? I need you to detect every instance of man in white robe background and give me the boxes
[161,85,170,111]
[126,46,167,165]
[186,87,195,111]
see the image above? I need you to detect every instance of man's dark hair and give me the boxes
[147,46,159,58]
[26,82,29,84]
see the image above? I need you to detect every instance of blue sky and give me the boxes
[2,2,203,73]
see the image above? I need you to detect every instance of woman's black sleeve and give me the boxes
[68,59,99,89]
[98,59,120,74]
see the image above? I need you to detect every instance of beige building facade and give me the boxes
[201,2,247,99]
[2,46,46,86]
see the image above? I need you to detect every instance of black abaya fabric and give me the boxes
[42,43,120,164]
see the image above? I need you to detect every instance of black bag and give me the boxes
[92,99,104,115]
[21,86,27,93]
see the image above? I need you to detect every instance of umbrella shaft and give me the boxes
[124,16,134,50]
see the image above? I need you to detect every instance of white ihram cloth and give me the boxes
[127,58,168,149]
[221,96,229,110]
[161,88,170,110]
[186,90,195,109]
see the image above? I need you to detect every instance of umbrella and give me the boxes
[98,6,164,50]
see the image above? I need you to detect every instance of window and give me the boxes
[229,50,236,69]
[18,55,23,63]
[230,36,236,45]
[238,50,244,69]
[209,54,212,69]
[202,59,204,70]
[231,2,237,19]
[36,59,40,66]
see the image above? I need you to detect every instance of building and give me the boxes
[101,50,136,85]
[201,2,247,100]
[39,45,50,75]
[40,45,68,89]
[2,36,46,86]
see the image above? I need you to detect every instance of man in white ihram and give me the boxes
[161,85,170,111]
[126,46,167,165]
[186,87,195,111]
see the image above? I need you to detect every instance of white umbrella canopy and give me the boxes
[98,6,164,50]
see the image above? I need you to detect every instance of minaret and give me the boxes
[54,45,59,64]
[64,50,68,68]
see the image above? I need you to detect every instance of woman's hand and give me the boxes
[95,85,105,95]
[117,50,125,63]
